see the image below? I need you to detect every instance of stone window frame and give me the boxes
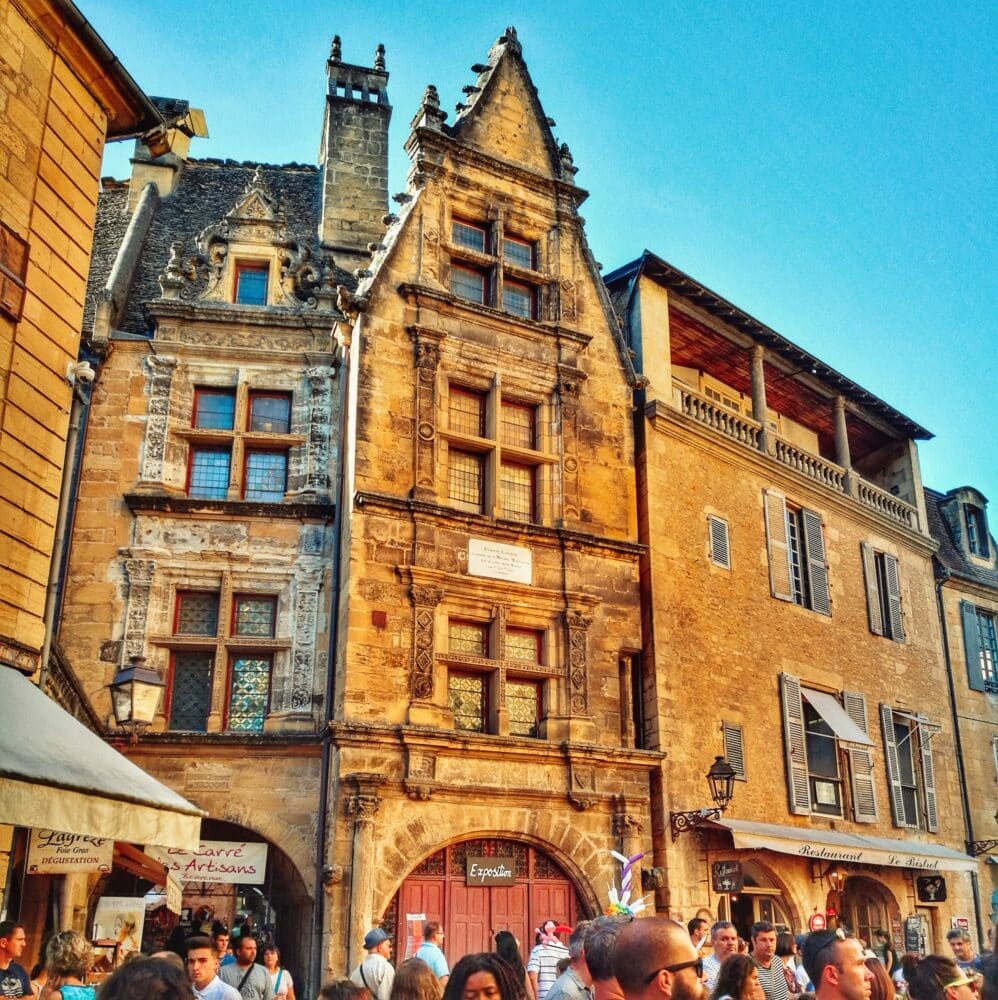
[444,208,545,322]
[177,379,306,503]
[233,258,270,306]
[860,542,906,643]
[438,601,558,740]
[150,572,292,734]
[438,374,557,525]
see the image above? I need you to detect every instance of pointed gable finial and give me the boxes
[498,26,522,55]
[330,35,342,63]
[374,43,386,71]
[411,84,447,132]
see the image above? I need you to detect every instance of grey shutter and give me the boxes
[709,515,731,569]
[801,508,831,615]
[723,721,745,778]
[843,690,878,823]
[764,491,793,601]
[959,601,986,692]
[880,703,910,827]
[860,542,884,636]
[919,725,939,833]
[780,673,811,814]
[883,554,905,642]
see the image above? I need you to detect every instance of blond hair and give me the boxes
[46,930,92,979]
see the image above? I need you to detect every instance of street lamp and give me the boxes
[110,655,164,739]
[670,755,737,840]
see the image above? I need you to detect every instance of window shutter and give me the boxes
[880,703,908,827]
[722,721,745,778]
[780,673,811,814]
[860,542,884,636]
[764,491,793,601]
[959,601,986,692]
[842,690,878,823]
[801,508,831,615]
[883,554,905,642]
[709,515,731,569]
[918,725,939,833]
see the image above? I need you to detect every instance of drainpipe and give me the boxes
[934,570,984,951]
[39,374,91,688]
[311,318,353,995]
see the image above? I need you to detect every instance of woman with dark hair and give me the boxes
[262,944,296,1000]
[865,958,895,1000]
[711,955,765,1000]
[390,958,442,1000]
[443,954,525,1000]
[495,932,533,1000]
[320,981,370,1000]
[901,954,977,1000]
[873,931,897,976]
[96,958,195,1000]
[775,933,801,996]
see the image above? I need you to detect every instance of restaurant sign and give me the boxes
[27,830,113,874]
[466,856,517,886]
[146,841,268,885]
[711,860,743,893]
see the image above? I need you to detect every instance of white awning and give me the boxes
[802,687,873,746]
[713,818,978,873]
[0,669,204,849]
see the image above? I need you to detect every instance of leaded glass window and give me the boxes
[227,655,271,731]
[500,462,534,522]
[193,389,236,430]
[450,264,486,305]
[452,220,488,252]
[502,279,535,319]
[507,679,540,736]
[502,236,534,269]
[500,401,535,449]
[449,672,486,732]
[233,596,276,637]
[449,620,488,657]
[248,392,292,433]
[175,592,219,635]
[448,449,483,512]
[449,388,485,437]
[189,447,231,499]
[244,450,287,502]
[505,628,541,664]
[169,652,213,732]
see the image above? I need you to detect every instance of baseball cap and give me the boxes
[364,928,391,949]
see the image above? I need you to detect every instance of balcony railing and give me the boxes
[671,381,920,530]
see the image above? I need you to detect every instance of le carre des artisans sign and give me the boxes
[146,841,268,885]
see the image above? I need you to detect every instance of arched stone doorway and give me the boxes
[385,836,593,960]
[170,818,312,984]
[718,859,799,939]
[841,875,899,949]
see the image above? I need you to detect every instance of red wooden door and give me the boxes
[529,881,573,933]
[398,880,446,959]
[448,882,491,957]
[490,883,529,948]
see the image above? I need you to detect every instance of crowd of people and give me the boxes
[1,912,995,1000]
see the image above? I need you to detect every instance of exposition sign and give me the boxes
[27,829,113,874]
[465,856,516,886]
[146,841,268,885]
[468,539,532,585]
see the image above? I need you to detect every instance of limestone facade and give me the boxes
[607,255,985,952]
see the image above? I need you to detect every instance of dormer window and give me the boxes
[965,504,989,558]
[234,260,269,305]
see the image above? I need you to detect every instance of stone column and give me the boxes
[557,368,585,525]
[833,395,857,497]
[137,355,178,487]
[121,558,155,661]
[748,345,773,455]
[409,327,445,501]
[564,610,596,741]
[303,367,334,499]
[346,775,383,970]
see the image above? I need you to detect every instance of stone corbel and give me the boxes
[345,773,384,823]
[566,758,597,812]
[402,744,438,801]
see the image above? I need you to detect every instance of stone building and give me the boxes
[606,251,981,953]
[925,486,998,926]
[326,27,649,972]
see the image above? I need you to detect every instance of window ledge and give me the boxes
[124,491,334,520]
[176,428,306,447]
[149,635,293,651]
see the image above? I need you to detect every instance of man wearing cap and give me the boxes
[351,928,395,1000]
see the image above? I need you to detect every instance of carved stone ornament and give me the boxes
[568,763,597,811]
[346,790,381,822]
[322,864,344,889]
[565,610,592,715]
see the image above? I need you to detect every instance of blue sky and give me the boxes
[90,0,996,503]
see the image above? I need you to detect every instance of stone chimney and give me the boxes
[127,97,207,210]
[318,37,391,266]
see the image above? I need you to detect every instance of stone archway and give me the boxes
[841,875,899,948]
[723,856,803,938]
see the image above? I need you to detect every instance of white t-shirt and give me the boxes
[268,969,294,997]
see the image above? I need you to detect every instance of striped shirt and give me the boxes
[754,958,791,1000]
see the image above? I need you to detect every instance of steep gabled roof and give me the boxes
[925,487,998,590]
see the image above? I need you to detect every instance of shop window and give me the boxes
[958,601,998,694]
[880,706,939,832]
[234,261,269,305]
[860,543,905,642]
[448,217,540,320]
[764,490,830,615]
[0,222,28,321]
[248,391,292,433]
[442,385,548,524]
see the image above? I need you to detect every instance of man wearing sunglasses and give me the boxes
[611,916,707,1000]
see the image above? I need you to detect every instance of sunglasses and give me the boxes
[643,958,704,984]
[945,978,977,992]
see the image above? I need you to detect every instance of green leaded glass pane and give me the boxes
[505,628,540,664]
[449,621,487,656]
[449,672,485,732]
[508,679,539,737]
[234,597,276,637]
[176,593,219,635]
[227,656,270,731]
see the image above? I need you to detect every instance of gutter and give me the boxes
[934,569,985,950]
